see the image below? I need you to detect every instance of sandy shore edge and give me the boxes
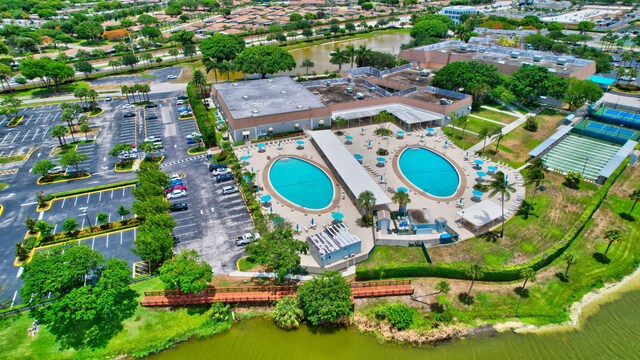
[494,265,640,334]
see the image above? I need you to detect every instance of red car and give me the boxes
[165,184,187,194]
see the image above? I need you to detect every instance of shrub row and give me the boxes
[187,84,217,148]
[43,179,138,202]
[356,160,629,281]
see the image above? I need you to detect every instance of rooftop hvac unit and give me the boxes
[533,55,542,62]
[440,98,453,105]
[459,44,468,51]
[510,52,519,59]
[419,69,431,77]
[355,92,364,99]
[479,47,486,53]
[556,58,567,65]
[346,87,353,93]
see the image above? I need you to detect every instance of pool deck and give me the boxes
[235,123,526,270]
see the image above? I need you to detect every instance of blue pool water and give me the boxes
[398,147,460,198]
[268,157,334,210]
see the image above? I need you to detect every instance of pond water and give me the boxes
[148,275,640,360]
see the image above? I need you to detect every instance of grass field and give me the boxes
[472,108,519,124]
[0,154,26,164]
[360,246,427,268]
[487,109,565,168]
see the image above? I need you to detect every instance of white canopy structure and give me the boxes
[309,130,391,206]
[456,200,503,232]
[332,103,444,126]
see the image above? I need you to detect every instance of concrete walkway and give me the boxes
[227,265,356,279]
[468,114,507,126]
[481,105,521,117]
[467,107,543,153]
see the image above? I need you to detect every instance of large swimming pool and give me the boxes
[398,147,460,198]
[268,157,334,210]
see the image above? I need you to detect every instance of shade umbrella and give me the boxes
[345,135,353,141]
[474,159,484,166]
[260,195,272,203]
[310,218,315,226]
[332,212,344,221]
[376,157,386,163]
[421,134,425,140]
[296,140,304,145]
[487,165,497,172]
[397,187,408,193]
[296,223,299,232]
[354,153,364,161]
[476,171,487,178]
[472,190,483,198]
[397,130,405,136]
[258,143,266,151]
[465,151,469,158]
[367,140,372,148]
[427,127,435,134]
[241,155,250,161]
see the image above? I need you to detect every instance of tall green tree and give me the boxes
[33,159,56,179]
[159,250,213,294]
[233,45,296,79]
[487,171,516,237]
[564,78,604,110]
[520,268,536,292]
[329,47,349,71]
[355,44,372,67]
[301,58,315,75]
[391,191,411,215]
[628,189,640,216]
[564,253,577,278]
[191,69,208,98]
[524,163,546,216]
[296,271,352,326]
[51,124,68,147]
[245,223,307,283]
[60,149,88,174]
[508,65,567,104]
[432,61,502,99]
[478,127,489,153]
[357,190,376,216]
[131,224,174,267]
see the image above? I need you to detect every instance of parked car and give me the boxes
[216,173,234,183]
[165,184,187,194]
[212,167,231,176]
[177,95,188,100]
[235,233,261,246]
[145,114,159,120]
[170,173,182,181]
[209,163,228,172]
[177,99,185,105]
[166,189,187,199]
[179,111,192,117]
[186,132,202,139]
[105,95,112,101]
[177,106,190,112]
[47,166,64,175]
[144,136,161,143]
[145,103,158,108]
[119,153,136,160]
[123,112,136,118]
[170,179,183,187]
[123,104,135,109]
[222,185,239,195]
[167,75,178,80]
[169,202,188,212]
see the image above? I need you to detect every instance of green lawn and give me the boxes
[454,117,503,135]
[446,127,475,150]
[237,256,259,271]
[359,246,426,268]
[0,277,232,359]
[472,108,519,124]
[0,154,25,164]
[0,183,7,190]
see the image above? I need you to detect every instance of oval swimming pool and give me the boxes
[398,147,460,198]
[268,157,334,210]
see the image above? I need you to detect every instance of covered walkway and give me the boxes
[309,130,391,206]
[332,103,444,129]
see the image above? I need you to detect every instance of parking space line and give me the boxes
[86,193,91,204]
[111,190,114,199]
[173,224,196,230]
[74,196,78,206]
[99,191,102,202]
[31,128,40,141]
[174,216,195,222]
[106,234,109,248]
[91,237,95,249]
[120,231,123,245]
[53,224,58,233]
[11,131,21,143]
[41,127,49,140]
[175,230,198,237]
[81,218,85,228]
[21,130,32,142]
[61,198,66,209]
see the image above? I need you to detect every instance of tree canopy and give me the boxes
[246,222,307,282]
[233,45,296,79]
[508,64,567,103]
[159,250,212,294]
[296,271,352,326]
[564,77,603,110]
[431,61,502,96]
[199,33,245,63]
[411,20,449,39]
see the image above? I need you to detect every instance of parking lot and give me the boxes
[44,185,135,231]
[0,104,63,156]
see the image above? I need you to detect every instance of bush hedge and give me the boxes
[187,84,217,148]
[356,160,629,281]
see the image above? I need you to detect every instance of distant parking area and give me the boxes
[0,105,62,156]
[150,67,183,83]
[91,75,148,86]
[209,171,254,239]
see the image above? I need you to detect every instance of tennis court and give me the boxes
[573,119,639,144]
[603,109,640,122]
[543,134,622,181]
[590,106,640,129]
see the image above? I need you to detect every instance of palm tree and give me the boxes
[357,190,376,216]
[564,253,577,278]
[628,189,640,216]
[204,59,219,83]
[345,44,356,68]
[464,264,483,303]
[603,229,621,257]
[520,268,536,292]
[456,115,468,140]
[448,111,458,136]
[435,280,451,295]
[242,170,256,185]
[478,127,489,153]
[141,84,151,101]
[493,129,504,153]
[51,124,68,147]
[192,70,208,98]
[142,141,155,160]
[621,51,634,68]
[329,47,348,71]
[301,58,315,75]
[80,122,91,140]
[392,191,411,215]
[121,85,130,103]
[60,109,76,142]
[334,116,346,131]
[218,60,233,82]
[487,171,516,238]
[355,44,371,67]
[273,296,304,330]
[524,167,546,216]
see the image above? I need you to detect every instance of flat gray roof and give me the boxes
[332,103,443,125]
[600,140,638,178]
[213,77,327,119]
[601,93,640,111]
[309,130,392,206]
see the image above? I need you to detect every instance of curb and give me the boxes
[37,172,92,185]
[6,115,24,127]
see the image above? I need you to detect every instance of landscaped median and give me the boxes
[6,115,24,127]
[36,171,92,185]
[187,146,207,155]
[356,159,629,282]
[36,179,138,212]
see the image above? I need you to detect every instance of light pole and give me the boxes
[582,157,589,177]
[79,207,92,228]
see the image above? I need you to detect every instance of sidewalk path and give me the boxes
[227,265,356,279]
[467,107,543,153]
